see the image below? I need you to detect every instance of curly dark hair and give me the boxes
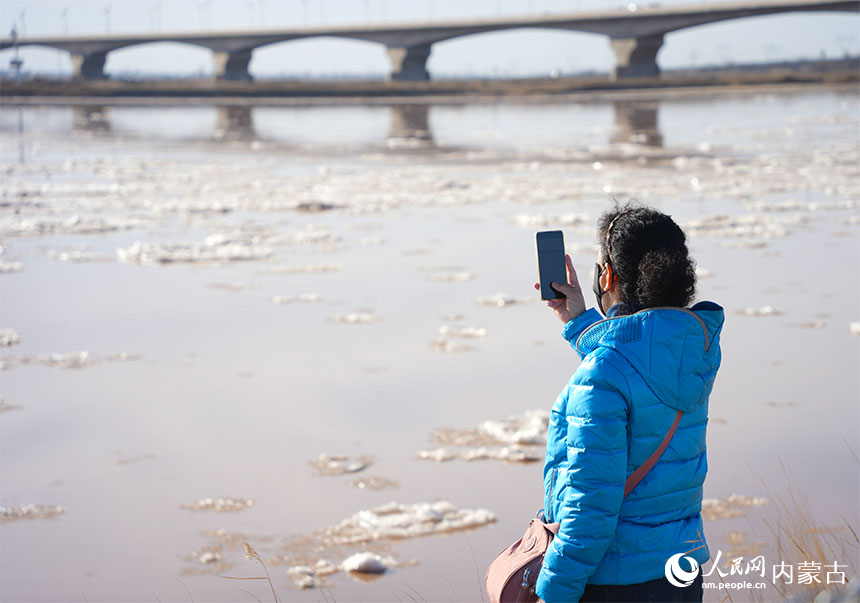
[597,202,696,310]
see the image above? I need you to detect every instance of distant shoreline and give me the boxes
[2,58,857,106]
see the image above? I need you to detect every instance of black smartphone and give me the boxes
[536,230,567,300]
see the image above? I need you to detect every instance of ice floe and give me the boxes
[341,552,387,574]
[701,494,768,521]
[47,250,109,263]
[19,352,91,369]
[0,399,23,413]
[207,282,261,292]
[180,497,255,513]
[738,306,784,317]
[117,235,274,265]
[419,409,549,463]
[272,294,323,305]
[322,501,495,545]
[513,213,589,228]
[438,325,486,339]
[0,260,23,273]
[0,215,142,238]
[850,322,860,336]
[328,311,378,324]
[427,270,475,282]
[476,293,533,307]
[257,264,342,275]
[311,453,371,476]
[0,329,20,347]
[347,476,399,491]
[0,503,65,522]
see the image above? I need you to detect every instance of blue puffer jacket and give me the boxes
[535,302,724,603]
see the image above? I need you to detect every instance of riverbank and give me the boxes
[1,58,857,104]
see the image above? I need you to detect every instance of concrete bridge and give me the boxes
[1,0,856,81]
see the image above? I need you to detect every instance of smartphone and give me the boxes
[536,230,567,300]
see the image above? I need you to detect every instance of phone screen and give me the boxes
[536,230,567,300]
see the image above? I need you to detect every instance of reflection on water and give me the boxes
[611,101,662,147]
[62,101,664,149]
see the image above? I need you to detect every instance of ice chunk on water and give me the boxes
[0,215,142,238]
[272,294,323,305]
[0,261,23,274]
[311,453,371,476]
[323,501,495,544]
[438,325,486,339]
[513,213,589,228]
[850,322,860,336]
[476,293,532,307]
[478,409,550,445]
[341,552,387,574]
[258,264,342,275]
[0,329,20,347]
[0,399,23,413]
[329,311,378,324]
[738,306,784,317]
[118,238,273,265]
[701,494,767,521]
[0,503,65,522]
[180,497,254,513]
[287,565,322,589]
[20,352,91,369]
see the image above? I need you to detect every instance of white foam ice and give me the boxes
[272,294,323,305]
[311,453,371,476]
[180,497,255,513]
[738,306,784,317]
[322,501,495,545]
[438,325,486,339]
[117,236,274,265]
[476,292,533,307]
[478,409,550,445]
[19,352,91,369]
[0,260,23,273]
[0,215,142,238]
[47,250,109,263]
[701,494,768,521]
[0,329,21,347]
[341,552,387,574]
[329,312,378,324]
[0,503,65,522]
[513,213,589,228]
[418,446,543,463]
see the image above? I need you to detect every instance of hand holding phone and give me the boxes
[534,231,586,323]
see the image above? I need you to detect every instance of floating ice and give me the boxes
[513,213,589,228]
[322,501,495,545]
[287,565,323,589]
[329,312,378,324]
[311,453,371,476]
[198,551,222,565]
[850,322,860,336]
[208,282,261,292]
[258,264,342,275]
[272,294,323,305]
[0,504,65,522]
[348,476,399,491]
[180,497,254,513]
[280,224,341,246]
[0,329,20,347]
[118,237,273,265]
[0,399,23,413]
[0,215,142,238]
[420,409,549,463]
[432,339,477,354]
[0,260,23,273]
[438,325,486,339]
[47,250,109,263]
[428,271,474,282]
[738,306,784,317]
[701,494,768,521]
[476,293,532,307]
[295,201,343,212]
[341,552,387,574]
[20,352,91,369]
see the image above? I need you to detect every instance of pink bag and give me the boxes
[485,410,682,603]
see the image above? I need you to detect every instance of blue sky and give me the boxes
[1,0,858,78]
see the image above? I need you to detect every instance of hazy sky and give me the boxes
[1,0,858,78]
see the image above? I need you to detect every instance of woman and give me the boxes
[531,204,724,603]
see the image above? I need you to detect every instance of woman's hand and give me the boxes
[534,254,586,324]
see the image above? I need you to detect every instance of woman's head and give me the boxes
[594,203,696,312]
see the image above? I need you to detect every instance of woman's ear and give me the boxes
[600,263,615,293]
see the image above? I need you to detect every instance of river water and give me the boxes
[1,86,858,602]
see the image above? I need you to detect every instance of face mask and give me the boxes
[592,263,607,316]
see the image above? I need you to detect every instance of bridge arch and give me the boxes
[429,27,613,78]
[104,41,216,78]
[249,36,388,79]
[661,10,860,67]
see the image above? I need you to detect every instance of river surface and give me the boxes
[1,86,858,603]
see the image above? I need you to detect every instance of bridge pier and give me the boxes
[213,49,253,81]
[70,52,107,80]
[610,34,663,79]
[387,44,431,81]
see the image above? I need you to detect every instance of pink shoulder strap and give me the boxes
[623,410,683,498]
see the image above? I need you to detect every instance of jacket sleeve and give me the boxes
[562,308,603,360]
[535,352,629,603]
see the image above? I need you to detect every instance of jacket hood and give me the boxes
[575,302,724,413]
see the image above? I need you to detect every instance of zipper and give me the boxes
[545,467,557,523]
